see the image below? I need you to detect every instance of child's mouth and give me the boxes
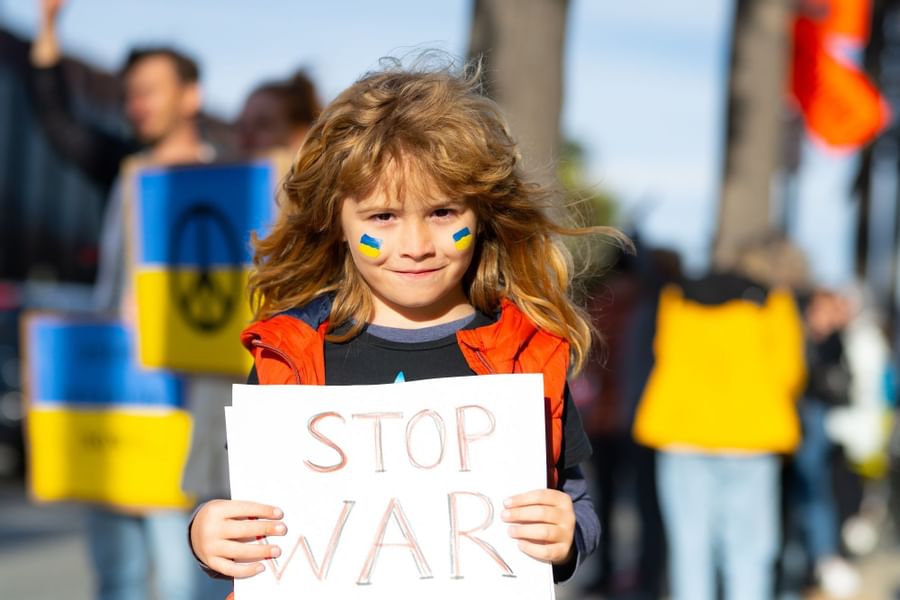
[393,268,441,278]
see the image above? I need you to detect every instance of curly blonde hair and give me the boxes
[249,59,623,372]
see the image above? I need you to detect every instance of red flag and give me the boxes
[789,1,890,149]
[814,0,870,40]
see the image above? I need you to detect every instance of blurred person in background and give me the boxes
[30,0,211,313]
[236,69,321,157]
[30,0,208,200]
[179,69,322,500]
[571,250,642,597]
[824,286,895,567]
[632,236,807,600]
[888,345,900,546]
[786,288,860,598]
[30,1,213,598]
[179,69,321,600]
[572,240,677,600]
[182,64,321,476]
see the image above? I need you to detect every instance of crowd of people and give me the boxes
[570,237,898,600]
[20,1,900,600]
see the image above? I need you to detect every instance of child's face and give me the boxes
[340,181,478,327]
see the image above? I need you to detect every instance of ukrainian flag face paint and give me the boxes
[358,233,382,259]
[452,227,473,251]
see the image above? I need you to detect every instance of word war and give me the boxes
[261,491,515,585]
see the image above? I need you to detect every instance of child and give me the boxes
[190,59,617,586]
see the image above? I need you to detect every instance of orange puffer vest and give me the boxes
[240,296,569,486]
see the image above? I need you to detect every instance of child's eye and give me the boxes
[431,208,456,219]
[371,213,395,222]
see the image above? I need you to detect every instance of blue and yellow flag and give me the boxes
[23,313,193,509]
[131,162,277,375]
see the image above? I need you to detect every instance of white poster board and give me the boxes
[226,374,555,600]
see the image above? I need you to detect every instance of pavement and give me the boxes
[0,479,94,600]
[799,550,900,600]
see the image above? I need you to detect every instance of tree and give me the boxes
[468,0,569,191]
[713,0,792,269]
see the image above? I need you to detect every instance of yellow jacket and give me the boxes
[633,280,805,453]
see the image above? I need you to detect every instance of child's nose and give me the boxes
[399,220,435,259]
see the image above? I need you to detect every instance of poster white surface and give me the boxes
[226,373,555,600]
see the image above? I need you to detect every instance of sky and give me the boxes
[0,0,859,286]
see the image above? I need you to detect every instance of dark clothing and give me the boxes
[804,332,850,407]
[29,63,141,194]
[324,313,493,385]
[680,271,770,307]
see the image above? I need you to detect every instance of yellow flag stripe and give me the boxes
[27,407,194,509]
[135,268,253,375]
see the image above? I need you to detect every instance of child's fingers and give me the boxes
[224,519,287,540]
[215,500,283,520]
[514,539,565,563]
[504,488,567,509]
[220,539,282,563]
[501,504,562,524]
[507,522,564,544]
[207,555,266,579]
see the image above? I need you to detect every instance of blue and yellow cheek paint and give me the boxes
[358,234,382,258]
[452,227,473,251]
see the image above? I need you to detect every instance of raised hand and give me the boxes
[39,0,67,24]
[31,0,67,66]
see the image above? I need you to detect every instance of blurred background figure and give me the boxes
[571,239,680,600]
[28,1,213,599]
[236,69,320,157]
[632,236,808,600]
[571,249,644,597]
[783,288,860,598]
[890,348,900,569]
[820,285,897,586]
[30,0,212,313]
[29,3,322,598]
[178,67,323,596]
[29,0,210,198]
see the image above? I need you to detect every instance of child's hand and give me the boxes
[501,488,575,565]
[190,499,287,578]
